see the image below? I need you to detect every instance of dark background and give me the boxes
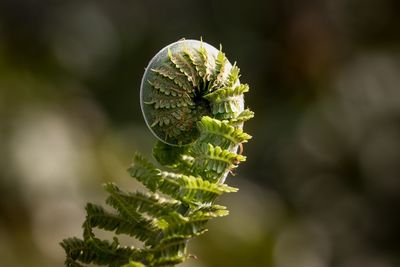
[1,1,400,266]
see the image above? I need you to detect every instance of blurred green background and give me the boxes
[1,0,400,266]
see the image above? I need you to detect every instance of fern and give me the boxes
[61,39,253,266]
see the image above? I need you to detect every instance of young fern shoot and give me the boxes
[61,39,253,267]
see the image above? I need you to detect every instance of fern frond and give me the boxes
[210,49,229,89]
[104,183,181,218]
[62,39,252,267]
[151,249,186,267]
[151,62,193,94]
[85,203,143,238]
[203,84,249,115]
[184,44,216,85]
[148,106,197,144]
[145,88,193,109]
[168,48,200,88]
[148,75,191,97]
[190,143,246,181]
[128,155,237,205]
[225,64,240,87]
[191,204,230,219]
[104,184,159,241]
[61,237,89,266]
[158,171,238,204]
[61,234,139,267]
[82,224,140,267]
[163,221,208,241]
[128,154,161,192]
[198,44,216,82]
[230,108,255,125]
[197,116,252,148]
[184,48,207,81]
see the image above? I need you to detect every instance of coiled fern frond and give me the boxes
[61,39,253,267]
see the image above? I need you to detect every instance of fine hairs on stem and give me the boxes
[61,39,254,267]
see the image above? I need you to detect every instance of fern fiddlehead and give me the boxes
[61,39,253,267]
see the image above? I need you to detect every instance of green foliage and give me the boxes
[197,116,252,148]
[203,84,249,116]
[61,40,253,266]
[151,62,194,94]
[168,48,200,88]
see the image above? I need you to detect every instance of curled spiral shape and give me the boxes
[61,39,253,267]
[141,39,246,146]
